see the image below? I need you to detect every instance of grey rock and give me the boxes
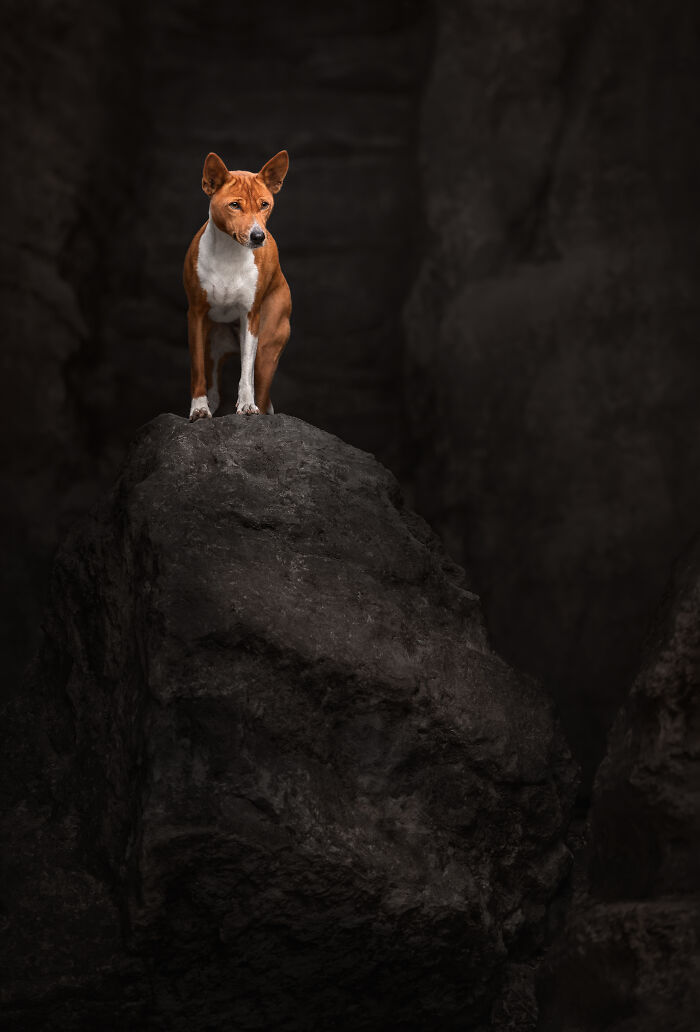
[0,414,577,1031]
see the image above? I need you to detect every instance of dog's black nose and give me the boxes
[250,228,266,245]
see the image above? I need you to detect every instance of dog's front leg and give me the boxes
[236,309,260,415]
[188,307,212,421]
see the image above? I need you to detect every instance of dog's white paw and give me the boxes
[189,395,212,421]
[236,393,259,415]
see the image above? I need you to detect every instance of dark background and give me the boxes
[2,0,700,790]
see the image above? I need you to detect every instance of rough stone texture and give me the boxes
[0,415,577,1031]
[538,538,700,1031]
[0,0,430,696]
[405,0,700,783]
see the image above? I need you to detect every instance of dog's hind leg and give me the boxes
[254,285,290,416]
[206,322,237,414]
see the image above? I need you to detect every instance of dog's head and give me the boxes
[202,150,288,249]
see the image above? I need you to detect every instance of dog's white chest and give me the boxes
[197,218,258,323]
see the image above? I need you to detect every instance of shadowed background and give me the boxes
[2,0,700,790]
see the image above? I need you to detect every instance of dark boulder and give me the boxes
[1,414,577,1030]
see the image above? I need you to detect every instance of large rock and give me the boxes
[538,538,700,1030]
[0,414,577,1031]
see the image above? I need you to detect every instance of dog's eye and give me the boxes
[228,201,240,209]
[260,200,269,209]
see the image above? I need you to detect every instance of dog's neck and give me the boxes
[202,205,248,260]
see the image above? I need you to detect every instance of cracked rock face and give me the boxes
[539,538,700,1031]
[0,414,577,1031]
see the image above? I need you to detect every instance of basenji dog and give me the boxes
[183,150,291,420]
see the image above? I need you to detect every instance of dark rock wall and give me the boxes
[0,0,430,694]
[405,0,700,782]
[539,537,700,1031]
[0,0,141,692]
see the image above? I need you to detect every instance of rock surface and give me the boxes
[0,414,577,1031]
[538,537,700,1030]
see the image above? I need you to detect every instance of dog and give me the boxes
[183,150,291,421]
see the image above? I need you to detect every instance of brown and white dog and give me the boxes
[183,150,291,420]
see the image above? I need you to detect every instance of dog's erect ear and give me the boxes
[257,150,289,194]
[202,153,229,196]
